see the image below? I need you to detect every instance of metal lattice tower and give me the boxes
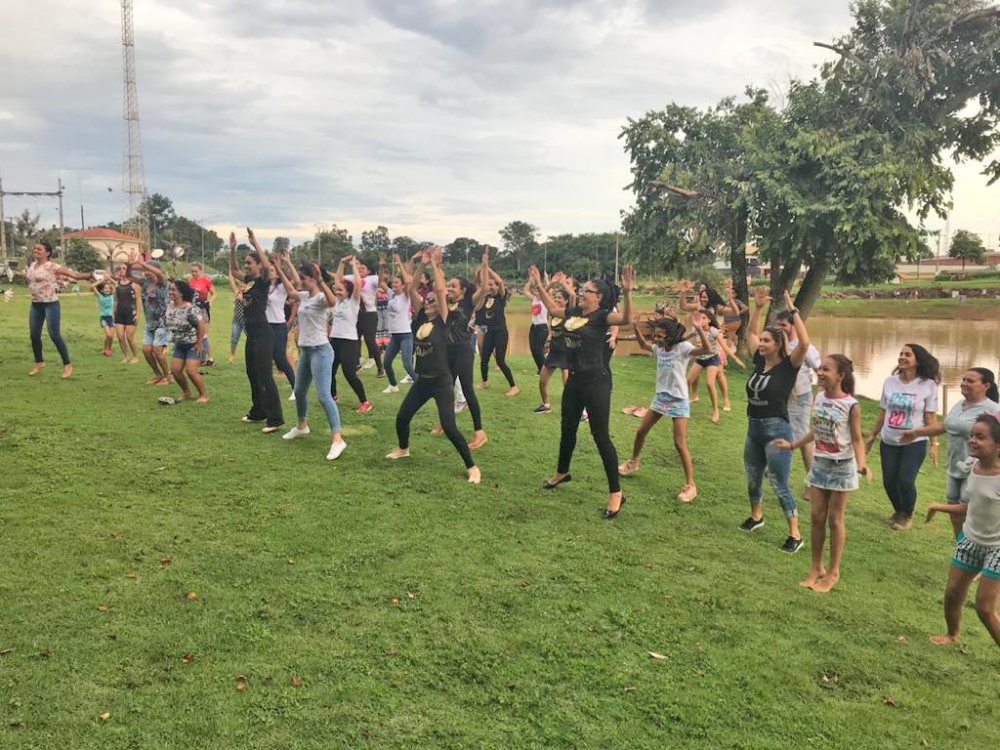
[121,0,149,250]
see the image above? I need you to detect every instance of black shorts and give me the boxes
[196,300,211,322]
[544,348,568,371]
[114,309,137,326]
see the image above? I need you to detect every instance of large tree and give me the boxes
[498,220,539,272]
[359,225,391,264]
[949,229,986,271]
[63,239,102,273]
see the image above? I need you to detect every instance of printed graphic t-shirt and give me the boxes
[745,353,800,421]
[878,374,938,446]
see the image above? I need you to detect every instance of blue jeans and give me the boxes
[293,343,341,433]
[744,417,797,519]
[384,332,415,386]
[231,319,244,348]
[880,441,927,518]
[29,301,71,364]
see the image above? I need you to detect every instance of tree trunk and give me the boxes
[794,256,831,320]
[730,206,750,351]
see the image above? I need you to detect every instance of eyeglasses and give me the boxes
[425,297,437,305]
[581,288,598,295]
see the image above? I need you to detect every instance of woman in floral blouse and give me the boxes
[13,240,94,379]
[165,279,209,403]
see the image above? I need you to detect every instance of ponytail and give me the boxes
[971,367,999,403]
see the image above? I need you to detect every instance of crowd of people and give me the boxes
[12,234,1000,648]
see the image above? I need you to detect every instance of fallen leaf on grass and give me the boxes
[286,557,295,564]
[290,676,303,688]
[647,652,668,660]
[389,598,399,607]
[921,740,930,748]
[155,466,166,471]
[362,729,372,740]
[0,647,15,656]
[125,572,137,579]
[236,681,247,692]
[160,557,172,567]
[110,532,121,539]
[644,562,653,570]
[181,653,194,664]
[406,593,415,600]
[97,604,107,612]
[386,646,398,656]
[624,686,636,692]
[226,457,235,463]
[98,712,110,721]
[882,696,896,707]
[186,591,198,600]
[898,635,907,643]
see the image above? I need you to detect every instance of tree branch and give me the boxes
[650,180,701,198]
[933,8,1000,40]
[813,41,869,69]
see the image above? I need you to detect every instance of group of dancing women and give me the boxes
[15,235,1000,648]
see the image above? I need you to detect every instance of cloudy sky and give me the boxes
[1,0,996,250]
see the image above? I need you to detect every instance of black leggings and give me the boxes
[357,310,383,371]
[528,324,548,372]
[245,324,284,426]
[480,328,515,387]
[448,343,482,432]
[396,374,475,468]
[557,371,620,493]
[330,337,367,404]
[270,322,295,388]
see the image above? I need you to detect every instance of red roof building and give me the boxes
[63,228,144,262]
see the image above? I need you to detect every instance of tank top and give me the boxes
[116,280,137,314]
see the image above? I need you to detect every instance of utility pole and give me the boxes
[0,179,65,263]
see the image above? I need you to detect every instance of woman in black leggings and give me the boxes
[230,228,284,432]
[268,259,298,394]
[541,265,634,518]
[329,255,373,414]
[475,251,519,397]
[443,269,489,448]
[387,247,481,484]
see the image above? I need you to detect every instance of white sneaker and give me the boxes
[282,426,311,440]
[454,400,468,414]
[288,392,296,401]
[362,358,375,370]
[326,440,347,460]
[400,375,413,384]
[382,384,399,393]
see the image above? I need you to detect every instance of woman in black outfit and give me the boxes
[230,229,284,433]
[387,247,481,484]
[542,265,635,518]
[476,251,519,397]
[444,265,489,448]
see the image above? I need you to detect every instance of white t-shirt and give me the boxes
[694,327,718,361]
[653,341,695,399]
[329,296,360,340]
[266,284,288,324]
[344,274,379,311]
[530,298,547,326]
[810,392,858,460]
[788,338,821,396]
[879,374,939,445]
[963,463,1000,547]
[387,291,412,334]
[296,291,332,347]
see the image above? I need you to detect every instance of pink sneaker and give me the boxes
[356,401,373,414]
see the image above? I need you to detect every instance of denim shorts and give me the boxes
[143,327,169,347]
[946,474,968,504]
[787,390,812,441]
[650,392,690,418]
[171,342,204,362]
[952,533,1000,579]
[695,354,721,368]
[99,315,114,328]
[807,455,859,492]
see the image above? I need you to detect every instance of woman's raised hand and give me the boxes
[621,265,635,291]
[753,286,771,307]
[783,288,794,310]
[229,232,237,251]
[678,279,693,293]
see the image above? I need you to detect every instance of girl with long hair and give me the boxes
[529,271,574,414]
[475,250,519,397]
[328,255,373,413]
[112,264,141,363]
[865,343,942,530]
[379,254,416,393]
[541,265,635,518]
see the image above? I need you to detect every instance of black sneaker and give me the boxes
[533,403,552,414]
[739,517,765,532]
[780,536,804,554]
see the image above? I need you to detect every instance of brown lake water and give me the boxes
[502,312,1000,407]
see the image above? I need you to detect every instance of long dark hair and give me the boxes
[451,275,475,302]
[591,277,620,311]
[974,413,1000,445]
[699,283,725,310]
[172,279,196,303]
[299,263,331,285]
[970,367,1000,402]
[653,318,687,350]
[827,354,856,396]
[896,343,941,384]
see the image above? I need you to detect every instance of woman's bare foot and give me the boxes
[467,466,481,484]
[799,568,827,588]
[28,363,45,376]
[176,393,192,403]
[711,410,720,423]
[227,354,235,364]
[475,381,489,390]
[385,448,411,460]
[429,425,444,436]
[677,484,697,502]
[505,386,520,397]
[61,364,73,379]
[121,357,131,364]
[621,405,638,415]
[195,396,210,404]
[690,396,699,403]
[723,401,732,411]
[128,358,140,364]
[618,458,639,476]
[811,572,840,593]
[632,407,648,418]
[156,377,172,386]
[469,430,488,449]
[929,634,959,645]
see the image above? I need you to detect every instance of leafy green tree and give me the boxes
[13,209,41,252]
[360,226,391,265]
[949,229,986,272]
[292,225,354,266]
[498,221,539,272]
[391,236,420,259]
[140,193,176,235]
[272,237,291,255]
[62,239,102,273]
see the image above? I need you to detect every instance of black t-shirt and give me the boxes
[746,353,801,420]
[242,276,270,329]
[480,293,508,331]
[548,314,567,355]
[563,307,611,374]
[446,297,475,346]
[413,310,450,378]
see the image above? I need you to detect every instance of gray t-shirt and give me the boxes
[963,465,1000,547]
[944,399,1000,478]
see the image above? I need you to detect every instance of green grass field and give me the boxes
[0,291,996,749]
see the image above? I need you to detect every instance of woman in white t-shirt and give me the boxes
[617,313,711,502]
[266,262,298,392]
[865,343,941,531]
[328,256,372,413]
[278,261,347,460]
[773,354,872,593]
[379,261,416,393]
